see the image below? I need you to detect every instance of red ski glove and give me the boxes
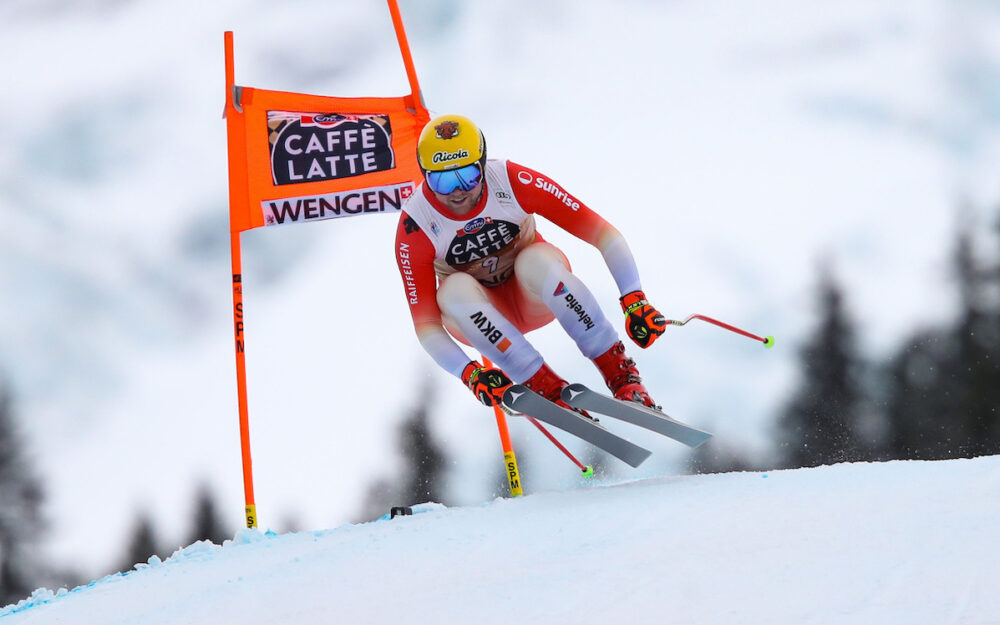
[461,361,514,407]
[620,290,667,348]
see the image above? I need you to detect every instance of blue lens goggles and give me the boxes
[425,163,483,195]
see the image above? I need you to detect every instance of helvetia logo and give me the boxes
[268,111,395,186]
[552,283,595,331]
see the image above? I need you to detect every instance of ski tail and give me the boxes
[561,383,712,448]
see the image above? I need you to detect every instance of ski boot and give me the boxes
[592,341,658,409]
[524,362,597,421]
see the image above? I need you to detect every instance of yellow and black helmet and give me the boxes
[416,114,486,173]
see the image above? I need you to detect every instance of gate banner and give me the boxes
[227,88,428,232]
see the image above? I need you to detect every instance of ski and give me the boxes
[560,383,713,448]
[502,385,652,468]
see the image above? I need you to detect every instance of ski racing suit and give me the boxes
[394,159,645,384]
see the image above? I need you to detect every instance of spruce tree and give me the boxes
[185,484,231,546]
[356,478,396,523]
[776,267,867,468]
[0,382,45,606]
[395,385,447,507]
[117,513,161,573]
[355,379,449,521]
[883,221,1000,459]
[952,226,1000,456]
[882,331,959,459]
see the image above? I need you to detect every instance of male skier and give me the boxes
[394,114,667,412]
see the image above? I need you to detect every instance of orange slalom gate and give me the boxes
[483,357,524,497]
[223,1,528,527]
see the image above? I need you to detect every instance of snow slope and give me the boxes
[3,0,1000,581]
[4,456,999,624]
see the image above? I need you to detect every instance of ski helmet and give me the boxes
[416,114,486,173]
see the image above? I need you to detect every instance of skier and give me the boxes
[394,114,667,412]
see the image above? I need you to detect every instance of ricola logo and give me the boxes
[432,149,470,164]
[464,217,486,233]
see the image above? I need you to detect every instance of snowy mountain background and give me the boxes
[2,0,1000,586]
[4,457,999,624]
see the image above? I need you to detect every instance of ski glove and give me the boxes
[621,290,667,348]
[461,361,514,407]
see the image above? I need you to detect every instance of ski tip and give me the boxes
[690,433,713,448]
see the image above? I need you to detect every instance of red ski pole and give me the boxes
[483,358,593,478]
[525,416,594,477]
[667,314,775,348]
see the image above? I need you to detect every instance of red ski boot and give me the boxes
[592,341,658,408]
[523,362,596,420]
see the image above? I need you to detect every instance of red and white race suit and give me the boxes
[395,159,643,379]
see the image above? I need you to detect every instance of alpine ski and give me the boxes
[502,385,652,467]
[560,383,712,448]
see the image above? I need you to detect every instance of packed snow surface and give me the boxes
[4,456,998,624]
[3,0,1000,584]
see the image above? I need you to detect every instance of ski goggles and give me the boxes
[424,162,483,195]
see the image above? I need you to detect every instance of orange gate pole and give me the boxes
[224,31,257,529]
[387,0,423,102]
[483,357,523,497]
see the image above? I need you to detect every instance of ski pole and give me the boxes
[667,313,775,348]
[525,416,594,477]
[483,358,593,478]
